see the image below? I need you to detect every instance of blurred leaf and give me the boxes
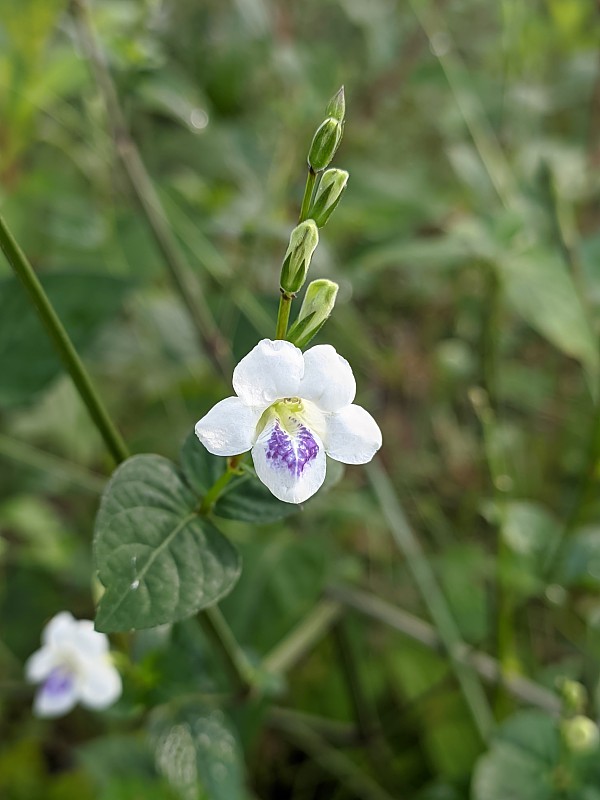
[0,272,132,406]
[497,247,599,382]
[554,526,600,589]
[94,455,241,632]
[180,433,299,523]
[151,704,244,800]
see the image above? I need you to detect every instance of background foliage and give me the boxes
[2,0,600,797]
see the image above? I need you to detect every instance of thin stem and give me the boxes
[326,584,561,715]
[0,433,107,493]
[275,291,293,339]
[71,0,231,380]
[299,167,317,222]
[269,713,396,800]
[0,213,129,465]
[263,599,342,675]
[197,606,255,697]
[269,706,359,746]
[199,454,244,515]
[332,620,376,743]
[366,458,495,741]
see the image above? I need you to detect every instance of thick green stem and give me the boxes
[299,167,317,222]
[197,606,255,697]
[275,291,294,339]
[0,213,129,465]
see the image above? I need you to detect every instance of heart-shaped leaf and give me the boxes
[94,455,240,632]
[151,704,244,800]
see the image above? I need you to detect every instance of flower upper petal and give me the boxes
[299,344,356,412]
[78,659,122,710]
[325,404,382,464]
[42,611,77,647]
[196,396,262,456]
[252,416,326,504]
[34,668,78,718]
[233,339,304,406]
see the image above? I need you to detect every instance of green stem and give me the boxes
[299,167,317,222]
[366,458,495,741]
[0,433,107,493]
[71,0,231,380]
[326,584,561,714]
[263,599,341,675]
[0,213,129,465]
[332,620,377,743]
[199,454,244,515]
[275,291,293,340]
[197,606,255,697]
[270,713,396,800]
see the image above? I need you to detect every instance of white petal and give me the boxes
[325,404,382,464]
[25,647,57,683]
[42,611,76,647]
[299,344,356,412]
[79,659,122,710]
[233,339,304,406]
[33,669,78,718]
[252,416,326,504]
[67,620,109,659]
[195,396,262,456]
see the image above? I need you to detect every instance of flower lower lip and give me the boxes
[44,667,74,697]
[265,421,319,476]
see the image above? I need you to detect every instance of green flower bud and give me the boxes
[308,117,342,172]
[287,279,338,348]
[561,715,600,754]
[280,220,319,294]
[557,678,587,715]
[308,168,349,227]
[326,86,345,123]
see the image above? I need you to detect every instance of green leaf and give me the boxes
[151,704,244,800]
[180,433,298,523]
[94,455,240,632]
[497,247,599,382]
[472,711,560,800]
[0,272,132,406]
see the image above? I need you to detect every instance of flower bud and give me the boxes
[326,86,345,123]
[280,220,319,294]
[287,279,338,348]
[557,678,587,715]
[308,168,349,227]
[308,117,343,172]
[561,715,600,754]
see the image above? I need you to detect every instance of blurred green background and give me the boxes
[2,0,600,797]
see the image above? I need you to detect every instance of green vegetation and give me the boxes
[2,0,600,797]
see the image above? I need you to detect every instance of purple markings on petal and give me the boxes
[265,421,319,476]
[43,667,74,698]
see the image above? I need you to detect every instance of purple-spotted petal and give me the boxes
[79,659,122,710]
[233,339,304,407]
[195,396,262,456]
[299,344,356,412]
[33,667,78,718]
[325,404,382,464]
[252,417,326,504]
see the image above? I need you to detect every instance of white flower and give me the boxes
[195,339,382,504]
[25,611,122,718]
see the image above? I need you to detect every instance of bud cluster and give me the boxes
[277,87,349,347]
